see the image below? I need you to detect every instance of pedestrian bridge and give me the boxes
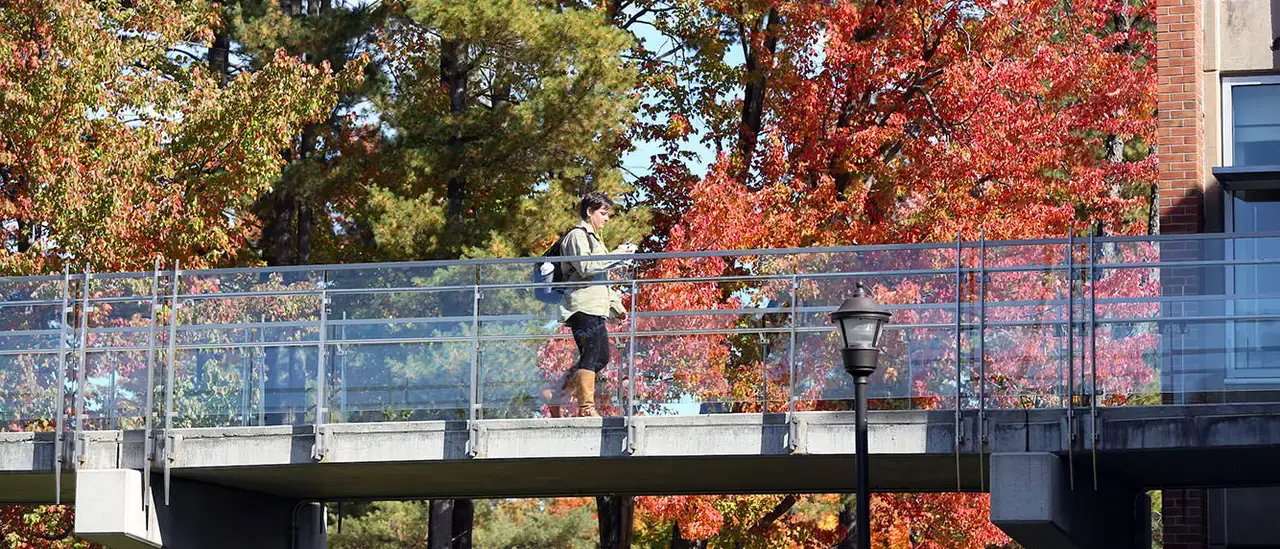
[0,232,1277,548]
[4,404,1280,502]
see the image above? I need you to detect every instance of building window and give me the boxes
[1222,76,1280,379]
[1223,76,1280,168]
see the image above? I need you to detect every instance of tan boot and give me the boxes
[573,369,599,417]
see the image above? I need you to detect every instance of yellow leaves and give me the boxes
[882,366,899,383]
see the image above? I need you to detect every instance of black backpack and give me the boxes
[532,226,587,304]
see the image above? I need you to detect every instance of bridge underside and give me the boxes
[177,447,1280,502]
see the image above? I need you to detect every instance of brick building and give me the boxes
[1157,0,1279,547]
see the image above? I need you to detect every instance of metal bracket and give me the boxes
[465,423,486,458]
[979,413,990,447]
[156,432,180,505]
[311,426,329,462]
[74,432,88,467]
[154,433,180,464]
[623,416,641,456]
[786,414,806,454]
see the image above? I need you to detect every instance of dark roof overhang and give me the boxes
[1213,165,1280,191]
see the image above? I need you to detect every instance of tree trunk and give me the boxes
[597,495,635,549]
[837,496,857,549]
[450,499,473,549]
[427,499,473,549]
[440,38,470,247]
[670,523,707,549]
[428,500,454,549]
[209,28,231,87]
[736,8,780,182]
[268,189,296,266]
[296,195,313,265]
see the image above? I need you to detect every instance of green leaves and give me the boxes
[359,0,648,259]
[0,0,353,274]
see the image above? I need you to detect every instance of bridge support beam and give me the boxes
[75,469,325,549]
[990,453,1150,549]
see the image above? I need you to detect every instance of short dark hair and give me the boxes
[578,191,614,220]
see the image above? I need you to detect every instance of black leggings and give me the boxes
[567,312,610,374]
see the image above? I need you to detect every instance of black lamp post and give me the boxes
[829,282,892,549]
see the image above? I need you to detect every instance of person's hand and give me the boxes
[615,309,627,322]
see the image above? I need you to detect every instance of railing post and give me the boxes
[257,315,266,426]
[52,267,70,504]
[339,312,348,422]
[73,265,90,469]
[624,277,639,455]
[953,233,964,491]
[1088,229,1099,490]
[312,271,330,461]
[786,269,800,453]
[143,259,161,518]
[466,266,482,458]
[239,352,251,427]
[978,232,987,492]
[162,261,180,505]
[758,316,769,408]
[1066,232,1076,491]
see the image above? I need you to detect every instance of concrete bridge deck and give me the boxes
[3,403,1279,504]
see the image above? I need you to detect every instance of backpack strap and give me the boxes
[559,226,592,277]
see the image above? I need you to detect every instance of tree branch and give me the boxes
[747,495,798,534]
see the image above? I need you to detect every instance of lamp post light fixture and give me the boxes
[829,282,892,549]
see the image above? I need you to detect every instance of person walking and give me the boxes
[554,191,634,417]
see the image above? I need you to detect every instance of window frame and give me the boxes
[1221,74,1280,169]
[1222,75,1280,382]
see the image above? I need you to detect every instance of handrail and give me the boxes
[2,229,1276,284]
[4,231,1280,505]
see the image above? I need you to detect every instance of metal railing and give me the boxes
[2,231,1280,500]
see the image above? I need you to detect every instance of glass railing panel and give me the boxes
[177,293,321,347]
[0,276,65,303]
[326,342,470,423]
[0,352,62,431]
[329,288,475,342]
[730,328,794,414]
[634,276,793,337]
[166,347,260,428]
[629,330,779,415]
[327,264,478,291]
[793,245,960,277]
[179,268,323,296]
[980,242,1069,324]
[86,296,155,350]
[1087,320,1162,406]
[980,323,1071,409]
[795,274,957,330]
[80,350,149,430]
[794,326,963,411]
[0,302,63,352]
[476,333,630,419]
[88,273,157,299]
[476,279,623,339]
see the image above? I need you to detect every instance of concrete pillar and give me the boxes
[990,453,1150,549]
[74,469,325,549]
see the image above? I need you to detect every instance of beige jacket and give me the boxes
[559,221,624,321]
